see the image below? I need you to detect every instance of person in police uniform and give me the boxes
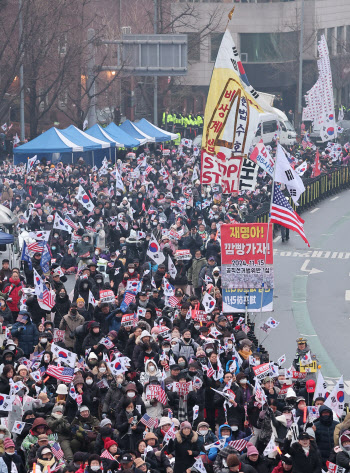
[293,337,312,371]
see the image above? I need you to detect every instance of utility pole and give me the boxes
[154,0,158,125]
[87,28,97,127]
[19,0,25,141]
[297,0,304,132]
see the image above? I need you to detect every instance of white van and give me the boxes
[252,108,297,147]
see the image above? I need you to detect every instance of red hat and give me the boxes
[306,379,316,393]
[103,437,118,450]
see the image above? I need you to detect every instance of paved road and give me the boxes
[257,188,350,393]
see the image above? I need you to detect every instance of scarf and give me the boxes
[238,349,252,360]
[37,458,55,473]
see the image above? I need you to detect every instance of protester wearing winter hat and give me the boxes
[46,404,73,461]
[0,438,24,473]
[173,421,199,473]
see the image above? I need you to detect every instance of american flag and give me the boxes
[145,165,153,175]
[101,450,116,461]
[124,292,136,307]
[167,295,180,308]
[205,361,215,378]
[302,133,313,150]
[43,288,56,309]
[155,386,167,405]
[64,215,78,231]
[27,241,45,252]
[46,365,74,382]
[271,184,310,247]
[228,435,252,452]
[140,413,158,429]
[51,442,64,460]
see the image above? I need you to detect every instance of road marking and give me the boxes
[310,208,320,213]
[274,249,350,260]
[273,236,281,243]
[345,290,350,301]
[331,196,339,201]
[300,259,323,274]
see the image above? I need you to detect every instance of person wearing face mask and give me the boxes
[46,405,74,462]
[0,438,24,473]
[118,382,146,415]
[208,425,234,461]
[75,234,94,268]
[59,304,85,350]
[236,372,253,404]
[313,405,338,468]
[0,297,13,326]
[172,329,199,362]
[240,445,270,473]
[71,406,100,453]
[116,399,145,452]
[82,322,103,356]
[102,374,126,423]
[85,454,103,473]
[133,330,159,373]
[81,372,101,419]
[187,250,207,299]
[270,405,295,447]
[197,421,218,452]
[140,359,162,385]
[34,332,52,354]
[0,425,11,455]
[52,288,71,328]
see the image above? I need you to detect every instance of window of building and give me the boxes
[211,33,224,62]
[347,26,350,52]
[240,32,297,63]
[187,32,201,62]
[327,27,334,56]
[337,26,344,54]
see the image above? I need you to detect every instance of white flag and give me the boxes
[324,375,345,417]
[83,119,88,130]
[137,307,146,318]
[202,292,216,313]
[299,351,312,366]
[88,290,97,307]
[33,268,45,301]
[192,167,199,182]
[265,317,280,329]
[1,123,7,132]
[115,168,124,191]
[76,185,94,211]
[147,235,165,264]
[27,155,38,174]
[168,255,177,279]
[263,433,276,456]
[51,343,77,368]
[275,144,305,204]
[295,160,308,176]
[193,405,199,421]
[53,213,71,233]
[13,134,20,145]
[193,457,207,473]
[0,395,14,411]
[204,438,225,451]
[314,370,328,399]
[278,354,286,366]
[12,421,25,434]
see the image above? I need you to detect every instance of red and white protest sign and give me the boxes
[99,290,115,303]
[121,313,137,327]
[175,249,191,260]
[191,310,208,322]
[221,223,273,265]
[253,363,270,381]
[201,151,243,194]
[53,329,65,343]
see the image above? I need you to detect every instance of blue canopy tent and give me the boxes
[0,232,14,244]
[105,123,140,148]
[134,118,178,142]
[119,120,154,145]
[85,124,124,163]
[60,125,111,167]
[13,127,83,164]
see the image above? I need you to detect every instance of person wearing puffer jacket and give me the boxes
[140,359,162,385]
[197,421,218,453]
[10,311,39,358]
[336,430,350,472]
[314,404,338,468]
[172,329,199,361]
[208,425,234,461]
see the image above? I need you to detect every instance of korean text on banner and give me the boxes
[200,30,265,194]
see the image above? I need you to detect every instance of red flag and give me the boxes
[311,150,321,178]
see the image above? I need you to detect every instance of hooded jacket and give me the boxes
[21,417,55,451]
[314,405,338,463]
[174,430,199,473]
[76,234,94,259]
[11,318,39,356]
[208,424,234,461]
[187,256,207,288]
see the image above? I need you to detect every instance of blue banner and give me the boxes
[222,288,273,313]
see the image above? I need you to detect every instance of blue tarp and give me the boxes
[0,232,14,244]
[85,124,123,147]
[105,123,140,148]
[134,118,178,142]
[14,127,84,155]
[119,120,154,145]
[60,125,110,151]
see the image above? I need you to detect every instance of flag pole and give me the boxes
[257,142,277,349]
